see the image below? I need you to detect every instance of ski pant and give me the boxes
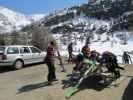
[125,59,129,64]
[46,61,56,82]
[68,52,73,63]
[123,58,129,64]
[106,61,120,78]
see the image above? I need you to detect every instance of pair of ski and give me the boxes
[65,59,98,98]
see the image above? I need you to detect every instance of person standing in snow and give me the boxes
[122,51,132,64]
[67,42,73,63]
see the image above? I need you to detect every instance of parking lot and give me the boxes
[0,63,133,100]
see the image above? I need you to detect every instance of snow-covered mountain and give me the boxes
[30,14,46,22]
[0,6,31,33]
[0,6,46,33]
[1,0,133,63]
[34,0,133,63]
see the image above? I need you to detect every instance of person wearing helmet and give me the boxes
[73,44,91,72]
[81,44,91,58]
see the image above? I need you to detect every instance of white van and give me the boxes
[0,45,46,69]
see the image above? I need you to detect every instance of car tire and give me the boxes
[13,60,24,70]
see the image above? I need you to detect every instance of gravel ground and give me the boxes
[0,63,132,100]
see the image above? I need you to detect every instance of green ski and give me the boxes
[65,59,98,98]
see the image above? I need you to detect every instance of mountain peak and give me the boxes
[0,5,48,33]
[0,6,32,33]
[0,6,6,10]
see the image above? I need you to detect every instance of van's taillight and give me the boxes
[2,54,7,60]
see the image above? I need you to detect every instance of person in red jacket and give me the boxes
[45,41,58,83]
[81,44,91,58]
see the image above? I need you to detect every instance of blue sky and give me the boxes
[0,0,88,15]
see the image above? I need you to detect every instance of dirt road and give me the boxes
[0,63,132,100]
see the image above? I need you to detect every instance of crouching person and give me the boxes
[100,51,121,79]
[73,54,85,72]
[73,54,97,73]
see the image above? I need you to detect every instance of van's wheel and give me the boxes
[13,60,24,70]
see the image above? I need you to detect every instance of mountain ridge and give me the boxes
[0,6,46,33]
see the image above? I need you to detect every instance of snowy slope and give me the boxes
[52,18,133,63]
[30,14,46,22]
[0,6,31,33]
[0,6,46,33]
[54,33,133,63]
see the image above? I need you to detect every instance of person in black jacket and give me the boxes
[122,51,132,64]
[68,42,73,63]
[100,51,121,78]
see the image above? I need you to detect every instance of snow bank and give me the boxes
[54,32,133,64]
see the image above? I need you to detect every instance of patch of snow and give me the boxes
[54,31,133,64]
[30,14,46,22]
